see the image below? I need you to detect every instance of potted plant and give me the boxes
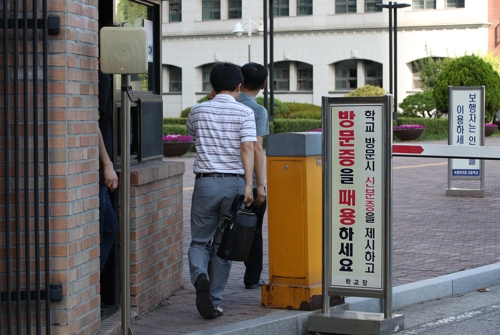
[163,134,193,157]
[393,124,425,141]
[484,123,498,137]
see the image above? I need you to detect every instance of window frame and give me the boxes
[335,60,357,90]
[202,0,221,21]
[445,0,464,8]
[228,0,242,19]
[336,0,357,14]
[169,66,182,92]
[297,0,313,16]
[272,0,290,17]
[365,0,382,12]
[365,61,383,88]
[169,0,182,22]
[202,64,214,92]
[297,62,313,91]
[412,0,436,10]
[273,62,290,91]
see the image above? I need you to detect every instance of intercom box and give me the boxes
[100,27,148,74]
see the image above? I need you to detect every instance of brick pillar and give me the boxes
[48,1,101,334]
[129,161,185,316]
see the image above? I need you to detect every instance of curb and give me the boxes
[185,262,500,335]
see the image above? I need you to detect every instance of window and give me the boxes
[411,62,422,90]
[297,62,313,90]
[365,61,383,87]
[115,0,159,93]
[228,0,242,19]
[169,66,182,92]
[202,0,220,20]
[297,0,313,16]
[336,0,356,14]
[412,0,436,10]
[365,0,382,12]
[446,0,464,8]
[273,0,289,17]
[274,63,290,91]
[335,60,357,90]
[202,64,213,91]
[169,0,181,22]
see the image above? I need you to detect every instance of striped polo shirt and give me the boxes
[187,94,257,175]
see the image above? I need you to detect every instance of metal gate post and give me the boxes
[120,74,133,335]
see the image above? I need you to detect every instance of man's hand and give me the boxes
[207,89,216,100]
[243,185,254,207]
[253,184,266,207]
[103,162,118,192]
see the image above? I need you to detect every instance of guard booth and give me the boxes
[262,132,344,310]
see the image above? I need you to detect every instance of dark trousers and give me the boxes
[99,185,119,272]
[244,188,267,286]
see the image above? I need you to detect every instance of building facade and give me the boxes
[161,0,495,118]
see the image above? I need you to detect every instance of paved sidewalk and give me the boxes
[120,137,500,334]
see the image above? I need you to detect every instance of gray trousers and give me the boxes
[188,175,244,307]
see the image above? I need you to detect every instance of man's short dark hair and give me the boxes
[210,62,243,92]
[241,62,268,91]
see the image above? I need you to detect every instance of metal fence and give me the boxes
[1,0,59,333]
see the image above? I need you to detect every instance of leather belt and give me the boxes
[195,173,244,180]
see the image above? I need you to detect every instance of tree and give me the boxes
[433,55,500,119]
[415,45,452,91]
[399,91,440,118]
[344,84,386,97]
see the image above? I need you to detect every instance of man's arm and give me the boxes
[253,136,266,206]
[240,141,255,207]
[98,128,118,192]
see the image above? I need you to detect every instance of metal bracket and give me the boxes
[1,16,60,35]
[0,283,63,302]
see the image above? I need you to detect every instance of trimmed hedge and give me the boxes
[272,119,322,133]
[163,117,188,125]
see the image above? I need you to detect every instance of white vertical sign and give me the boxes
[330,104,384,291]
[449,87,484,179]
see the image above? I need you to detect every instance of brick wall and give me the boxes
[129,161,185,316]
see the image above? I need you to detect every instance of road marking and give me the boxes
[394,162,447,170]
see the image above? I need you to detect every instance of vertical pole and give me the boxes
[321,96,332,315]
[269,0,274,122]
[384,95,393,319]
[120,75,132,335]
[3,0,12,331]
[248,19,251,63]
[388,2,393,98]
[263,0,268,111]
[393,4,399,122]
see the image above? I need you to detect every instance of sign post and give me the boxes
[309,96,404,335]
[446,86,485,197]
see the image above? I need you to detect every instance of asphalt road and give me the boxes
[395,284,500,335]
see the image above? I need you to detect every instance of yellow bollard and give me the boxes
[262,133,343,310]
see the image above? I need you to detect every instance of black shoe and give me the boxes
[213,306,224,317]
[245,279,266,289]
[195,274,216,319]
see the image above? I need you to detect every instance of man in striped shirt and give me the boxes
[186,62,256,319]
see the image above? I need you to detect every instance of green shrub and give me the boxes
[399,91,442,118]
[344,84,387,97]
[272,119,322,133]
[163,117,188,125]
[163,125,188,135]
[283,102,322,119]
[180,107,191,118]
[255,97,289,118]
[433,54,500,119]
